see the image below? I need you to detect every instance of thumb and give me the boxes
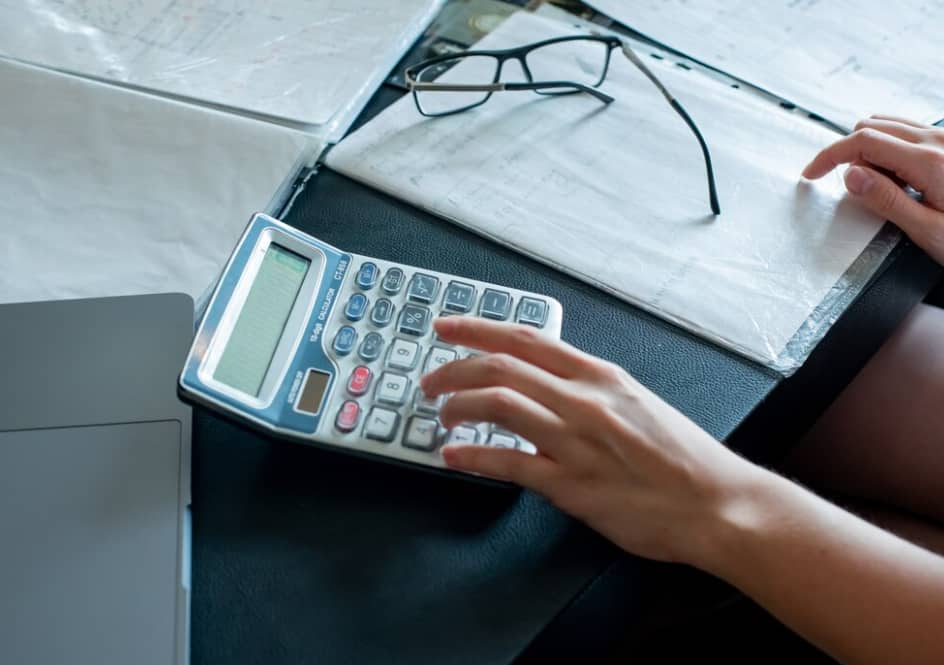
[844,165,935,241]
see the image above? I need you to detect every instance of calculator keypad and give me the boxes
[325,259,555,474]
[376,372,410,406]
[387,338,419,371]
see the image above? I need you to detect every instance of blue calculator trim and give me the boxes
[180,214,351,435]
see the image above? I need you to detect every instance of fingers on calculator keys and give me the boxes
[358,332,384,362]
[398,304,431,336]
[413,387,444,414]
[332,325,357,356]
[370,298,394,327]
[387,338,420,371]
[479,288,512,321]
[423,346,458,374]
[376,372,410,406]
[486,432,518,449]
[381,267,405,295]
[356,262,379,290]
[344,293,369,321]
[445,425,479,446]
[403,416,440,451]
[515,297,548,328]
[407,273,440,304]
[335,400,360,433]
[443,280,476,313]
[363,406,400,443]
[347,366,372,397]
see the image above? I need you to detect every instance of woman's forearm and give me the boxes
[700,466,944,665]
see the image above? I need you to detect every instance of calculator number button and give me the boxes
[358,331,384,362]
[445,426,479,445]
[344,293,369,322]
[381,267,405,295]
[376,372,410,406]
[398,304,431,336]
[363,407,400,443]
[442,281,476,313]
[407,273,440,304]
[387,338,420,371]
[332,325,357,356]
[356,262,379,290]
[516,297,548,327]
[347,366,372,397]
[335,400,360,433]
[487,432,518,449]
[413,387,444,415]
[424,346,458,373]
[479,289,512,320]
[370,298,394,327]
[403,416,440,451]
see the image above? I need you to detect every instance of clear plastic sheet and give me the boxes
[326,11,894,375]
[0,0,443,136]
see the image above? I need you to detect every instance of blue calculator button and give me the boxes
[358,331,384,362]
[356,262,379,290]
[381,267,405,295]
[344,293,369,321]
[370,298,394,327]
[332,325,357,356]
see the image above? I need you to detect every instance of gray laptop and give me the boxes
[0,294,192,665]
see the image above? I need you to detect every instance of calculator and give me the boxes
[178,213,563,478]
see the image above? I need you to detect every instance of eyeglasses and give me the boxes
[405,35,721,216]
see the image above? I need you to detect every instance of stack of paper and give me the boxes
[588,0,944,131]
[0,59,310,306]
[0,0,444,137]
[326,11,890,372]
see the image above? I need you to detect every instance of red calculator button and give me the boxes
[347,366,372,397]
[335,400,360,433]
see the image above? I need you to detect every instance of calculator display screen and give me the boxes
[214,244,311,396]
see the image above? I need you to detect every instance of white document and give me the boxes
[0,0,442,134]
[0,58,311,306]
[326,11,888,371]
[588,0,944,131]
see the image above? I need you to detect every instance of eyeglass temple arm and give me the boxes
[620,42,722,216]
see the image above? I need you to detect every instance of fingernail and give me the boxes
[844,166,874,195]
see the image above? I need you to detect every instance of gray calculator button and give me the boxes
[398,304,431,336]
[332,325,357,356]
[358,332,384,362]
[387,338,420,371]
[407,273,440,304]
[516,297,548,327]
[381,267,405,295]
[442,281,476,313]
[479,289,511,320]
[424,346,458,373]
[403,416,440,451]
[376,372,410,406]
[445,426,479,445]
[487,432,518,449]
[363,406,400,443]
[413,387,444,415]
[370,298,394,327]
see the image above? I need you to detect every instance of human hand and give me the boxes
[802,115,944,265]
[421,316,761,567]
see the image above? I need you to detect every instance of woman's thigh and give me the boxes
[784,303,944,522]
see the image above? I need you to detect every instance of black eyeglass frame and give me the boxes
[404,35,721,216]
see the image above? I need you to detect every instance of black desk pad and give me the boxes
[190,88,941,664]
